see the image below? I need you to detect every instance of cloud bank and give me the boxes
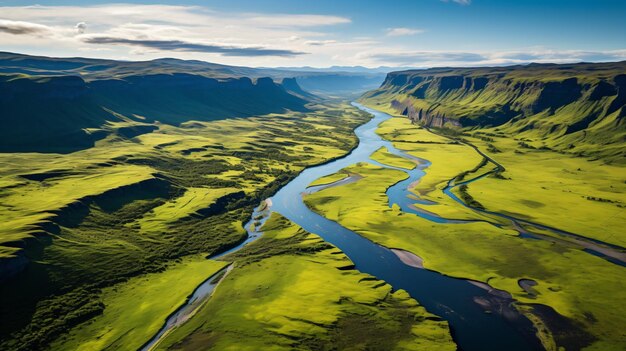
[0,4,623,68]
[0,4,347,63]
[82,36,305,56]
[358,49,626,67]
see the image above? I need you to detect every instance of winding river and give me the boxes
[270,103,544,351]
[145,103,625,350]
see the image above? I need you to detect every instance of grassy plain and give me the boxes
[376,117,495,222]
[154,213,456,351]
[0,104,370,350]
[462,131,626,247]
[303,109,626,350]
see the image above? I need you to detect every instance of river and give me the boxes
[146,102,623,350]
[270,103,544,351]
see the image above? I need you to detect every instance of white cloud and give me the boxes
[304,40,338,46]
[1,4,623,69]
[245,14,350,27]
[386,27,424,36]
[0,4,353,65]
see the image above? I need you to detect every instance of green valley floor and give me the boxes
[1,101,624,351]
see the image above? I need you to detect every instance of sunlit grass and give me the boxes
[155,214,455,351]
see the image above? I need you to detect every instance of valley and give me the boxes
[0,52,624,351]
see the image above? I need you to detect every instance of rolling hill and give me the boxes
[0,53,379,350]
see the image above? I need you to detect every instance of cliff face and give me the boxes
[390,100,461,128]
[360,62,626,160]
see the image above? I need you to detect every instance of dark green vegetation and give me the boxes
[2,51,625,350]
[362,61,626,163]
[0,105,368,349]
[0,51,375,350]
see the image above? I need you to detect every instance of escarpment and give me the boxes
[391,100,461,128]
[361,61,626,161]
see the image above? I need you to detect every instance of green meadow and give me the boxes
[1,52,625,351]
[370,146,417,170]
[154,213,455,351]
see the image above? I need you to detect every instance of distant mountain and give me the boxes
[0,52,387,95]
[360,61,626,162]
[295,73,385,96]
[257,64,391,96]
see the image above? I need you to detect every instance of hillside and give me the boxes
[0,53,318,153]
[0,52,389,152]
[360,62,626,163]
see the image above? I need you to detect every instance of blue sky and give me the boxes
[0,0,625,67]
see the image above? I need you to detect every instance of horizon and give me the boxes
[1,0,625,68]
[4,50,626,72]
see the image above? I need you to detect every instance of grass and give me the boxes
[460,133,626,247]
[0,164,155,257]
[308,171,350,187]
[370,146,416,169]
[302,111,626,350]
[374,117,494,222]
[154,213,455,351]
[0,103,370,350]
[137,187,241,233]
[51,256,227,351]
